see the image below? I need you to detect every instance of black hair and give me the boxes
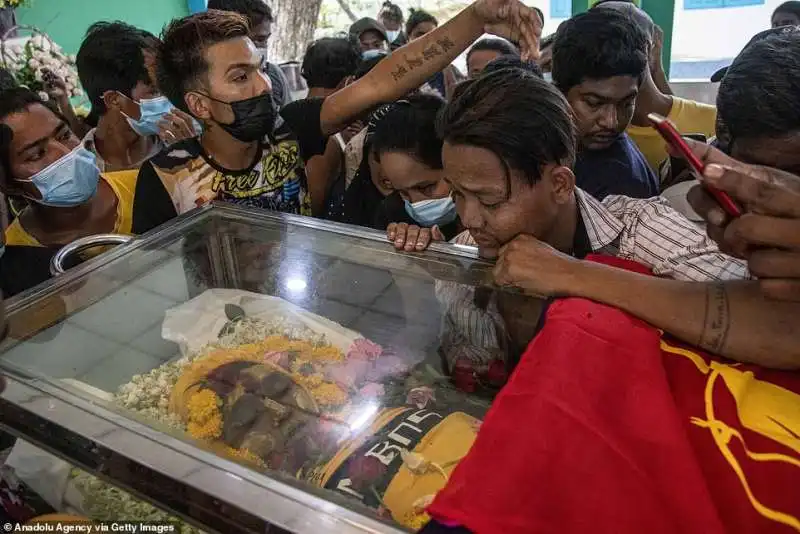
[406,8,437,36]
[717,33,800,143]
[591,0,655,41]
[379,1,403,24]
[0,68,17,92]
[438,69,576,185]
[158,10,250,113]
[207,0,274,26]
[0,88,51,185]
[466,38,519,65]
[76,21,154,116]
[301,37,360,89]
[482,54,543,78]
[371,93,445,170]
[592,0,635,6]
[552,8,648,93]
[773,1,800,21]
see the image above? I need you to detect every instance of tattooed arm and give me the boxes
[567,264,799,369]
[319,0,541,136]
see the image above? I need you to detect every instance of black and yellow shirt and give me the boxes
[132,98,328,234]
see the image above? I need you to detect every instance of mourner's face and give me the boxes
[377,151,449,203]
[467,50,503,79]
[0,103,79,197]
[565,75,638,150]
[185,36,272,124]
[442,142,574,259]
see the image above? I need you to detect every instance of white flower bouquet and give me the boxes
[1,26,82,101]
[0,0,29,8]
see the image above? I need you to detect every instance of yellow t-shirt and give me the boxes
[4,170,138,247]
[627,96,718,171]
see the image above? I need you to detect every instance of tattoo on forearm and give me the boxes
[422,44,443,61]
[437,37,455,52]
[391,65,408,81]
[700,284,731,354]
[391,36,456,81]
[406,54,424,69]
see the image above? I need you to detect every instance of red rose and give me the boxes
[347,455,388,492]
[485,358,509,387]
[452,359,477,393]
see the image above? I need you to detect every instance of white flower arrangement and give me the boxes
[1,28,83,100]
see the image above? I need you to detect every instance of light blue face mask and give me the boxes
[386,30,400,42]
[125,95,174,136]
[404,196,458,227]
[362,48,387,60]
[20,146,101,208]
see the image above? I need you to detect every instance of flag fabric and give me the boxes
[426,255,800,534]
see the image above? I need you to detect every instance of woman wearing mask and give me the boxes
[378,1,407,50]
[368,95,462,250]
[406,9,465,100]
[1,88,137,251]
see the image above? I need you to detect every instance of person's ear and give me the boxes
[102,90,124,113]
[185,92,211,121]
[547,164,575,205]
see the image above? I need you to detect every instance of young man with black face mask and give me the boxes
[131,2,542,232]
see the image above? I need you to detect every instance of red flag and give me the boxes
[427,255,800,534]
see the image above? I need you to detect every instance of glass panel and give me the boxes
[0,206,546,530]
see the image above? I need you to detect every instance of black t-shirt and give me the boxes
[574,133,660,201]
[0,245,57,298]
[132,98,328,234]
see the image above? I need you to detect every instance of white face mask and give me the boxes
[386,30,400,42]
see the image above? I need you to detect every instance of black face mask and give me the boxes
[203,91,277,142]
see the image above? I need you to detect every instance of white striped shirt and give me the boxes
[438,189,749,372]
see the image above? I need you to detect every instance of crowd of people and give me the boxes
[0,0,799,530]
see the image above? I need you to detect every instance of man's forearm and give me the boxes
[566,261,800,369]
[320,4,484,135]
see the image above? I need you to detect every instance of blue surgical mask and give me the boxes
[404,196,458,227]
[20,146,101,208]
[386,30,400,42]
[125,96,174,136]
[362,48,386,60]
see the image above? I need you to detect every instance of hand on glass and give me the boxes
[681,138,800,301]
[157,109,199,144]
[387,223,444,251]
[493,234,578,298]
[473,0,543,60]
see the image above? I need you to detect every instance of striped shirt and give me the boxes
[438,189,749,373]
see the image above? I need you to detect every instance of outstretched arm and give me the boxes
[493,236,800,370]
[319,0,541,136]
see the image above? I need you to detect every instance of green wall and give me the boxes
[15,0,189,54]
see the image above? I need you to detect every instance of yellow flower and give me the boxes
[186,389,222,440]
[403,512,431,530]
[310,382,348,407]
[298,373,325,389]
[310,345,344,362]
[224,446,265,468]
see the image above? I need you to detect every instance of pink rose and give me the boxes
[326,359,371,389]
[406,386,435,409]
[359,382,385,398]
[347,338,383,361]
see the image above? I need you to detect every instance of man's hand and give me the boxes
[42,68,69,104]
[493,234,580,297]
[682,138,800,301]
[387,223,445,251]
[157,109,199,144]
[473,0,542,60]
